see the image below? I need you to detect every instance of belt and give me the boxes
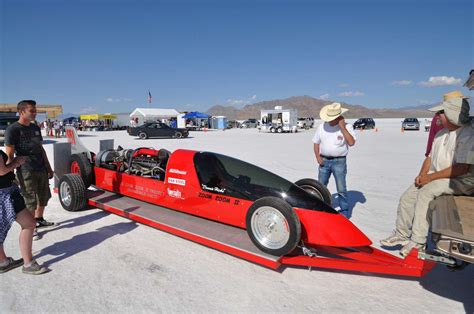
[321,155,346,160]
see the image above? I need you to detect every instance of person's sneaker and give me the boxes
[22,260,49,275]
[36,218,56,229]
[400,240,425,257]
[380,231,409,247]
[0,257,23,273]
[32,229,42,241]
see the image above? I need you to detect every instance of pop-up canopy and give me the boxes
[182,111,210,119]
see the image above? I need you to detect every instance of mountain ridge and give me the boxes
[205,95,433,120]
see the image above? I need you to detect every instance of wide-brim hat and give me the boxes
[429,97,470,126]
[320,102,349,122]
[443,90,469,101]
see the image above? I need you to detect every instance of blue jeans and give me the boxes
[318,157,348,212]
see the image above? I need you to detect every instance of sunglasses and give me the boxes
[436,110,445,115]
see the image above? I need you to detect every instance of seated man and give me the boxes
[381,97,474,257]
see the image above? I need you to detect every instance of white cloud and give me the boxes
[339,83,350,87]
[105,97,133,103]
[225,95,257,107]
[419,76,462,87]
[80,106,96,113]
[391,80,413,86]
[338,91,365,97]
[319,93,330,100]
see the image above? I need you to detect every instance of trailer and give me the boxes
[260,106,298,133]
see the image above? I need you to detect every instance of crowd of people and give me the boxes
[41,119,66,138]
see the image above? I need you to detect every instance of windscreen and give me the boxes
[194,152,336,213]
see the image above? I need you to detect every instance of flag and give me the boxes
[147,90,152,104]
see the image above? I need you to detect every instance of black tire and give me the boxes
[58,174,87,212]
[69,153,94,188]
[270,127,275,133]
[246,196,301,256]
[295,178,332,205]
[138,132,148,139]
[175,132,183,138]
[276,127,283,133]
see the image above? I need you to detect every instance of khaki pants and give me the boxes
[395,179,458,245]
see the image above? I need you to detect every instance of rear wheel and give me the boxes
[58,174,87,212]
[138,132,148,139]
[276,127,283,133]
[295,178,332,205]
[246,197,301,256]
[69,153,94,188]
[175,132,183,138]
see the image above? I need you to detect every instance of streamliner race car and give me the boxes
[56,127,470,277]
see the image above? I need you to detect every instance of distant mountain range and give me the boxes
[205,95,434,120]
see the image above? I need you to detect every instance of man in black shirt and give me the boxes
[5,100,55,239]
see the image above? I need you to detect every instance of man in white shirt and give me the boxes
[312,103,356,218]
[381,97,474,257]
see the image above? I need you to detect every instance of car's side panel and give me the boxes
[94,167,167,204]
[94,149,251,229]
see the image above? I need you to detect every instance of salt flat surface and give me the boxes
[1,119,473,313]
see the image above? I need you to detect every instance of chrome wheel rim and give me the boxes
[60,181,72,207]
[251,206,289,249]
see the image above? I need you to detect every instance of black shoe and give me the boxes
[36,219,56,228]
[0,257,24,273]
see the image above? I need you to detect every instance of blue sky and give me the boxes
[1,0,472,114]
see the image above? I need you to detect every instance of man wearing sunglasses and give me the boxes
[381,96,473,257]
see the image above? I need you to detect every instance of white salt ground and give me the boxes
[1,119,472,312]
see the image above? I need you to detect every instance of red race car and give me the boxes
[59,145,370,256]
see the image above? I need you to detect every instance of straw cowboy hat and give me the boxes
[429,97,470,126]
[443,90,469,101]
[319,102,349,122]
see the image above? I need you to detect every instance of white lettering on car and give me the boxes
[169,168,187,175]
[167,188,183,199]
[168,177,186,186]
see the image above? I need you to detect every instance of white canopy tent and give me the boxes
[130,108,180,125]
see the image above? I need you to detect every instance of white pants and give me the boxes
[395,179,456,245]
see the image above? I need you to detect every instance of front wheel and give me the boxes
[246,197,301,256]
[295,178,332,205]
[138,132,148,139]
[175,132,183,138]
[276,127,283,133]
[58,174,87,212]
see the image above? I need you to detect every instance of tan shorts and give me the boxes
[16,168,51,210]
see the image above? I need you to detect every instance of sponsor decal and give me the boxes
[168,177,186,186]
[215,195,230,203]
[167,188,183,199]
[169,168,187,175]
[201,184,225,193]
[198,192,212,199]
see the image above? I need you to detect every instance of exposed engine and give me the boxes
[95,146,170,180]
